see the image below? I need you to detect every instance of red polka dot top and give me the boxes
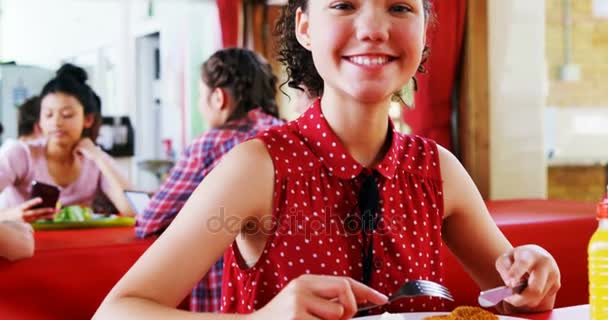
[221,99,449,314]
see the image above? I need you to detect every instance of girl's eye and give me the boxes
[390,4,412,14]
[62,113,74,118]
[330,2,354,11]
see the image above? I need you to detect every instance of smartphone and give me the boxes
[30,181,60,209]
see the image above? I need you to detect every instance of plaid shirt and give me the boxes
[135,108,283,312]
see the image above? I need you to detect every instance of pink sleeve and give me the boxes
[0,142,30,191]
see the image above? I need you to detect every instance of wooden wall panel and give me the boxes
[460,0,490,199]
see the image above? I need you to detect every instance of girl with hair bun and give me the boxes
[0,63,134,223]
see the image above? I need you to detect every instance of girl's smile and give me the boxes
[344,53,398,69]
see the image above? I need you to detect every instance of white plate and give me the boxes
[355,312,528,320]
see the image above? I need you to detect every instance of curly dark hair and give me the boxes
[201,48,279,121]
[274,0,433,98]
[40,63,102,141]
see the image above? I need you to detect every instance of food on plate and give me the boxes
[52,205,93,222]
[423,306,499,320]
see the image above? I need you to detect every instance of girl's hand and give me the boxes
[0,198,58,223]
[252,275,388,320]
[495,245,561,312]
[74,138,102,161]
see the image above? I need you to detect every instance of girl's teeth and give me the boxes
[350,56,388,66]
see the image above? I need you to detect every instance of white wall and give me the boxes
[546,106,608,165]
[0,0,123,69]
[0,0,127,116]
[488,0,548,199]
[129,0,222,150]
[119,0,222,189]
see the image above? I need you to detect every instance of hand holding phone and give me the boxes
[0,198,57,223]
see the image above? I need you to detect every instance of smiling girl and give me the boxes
[0,64,133,222]
[95,1,560,319]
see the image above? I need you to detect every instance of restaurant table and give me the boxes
[516,304,589,319]
[357,305,591,319]
[0,227,154,320]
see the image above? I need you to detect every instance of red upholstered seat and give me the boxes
[443,199,596,308]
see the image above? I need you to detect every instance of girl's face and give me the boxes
[39,92,93,147]
[297,0,426,104]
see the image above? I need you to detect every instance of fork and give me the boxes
[357,279,454,312]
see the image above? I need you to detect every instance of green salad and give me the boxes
[32,205,134,230]
[52,205,94,222]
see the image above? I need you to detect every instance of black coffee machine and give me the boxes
[97,116,134,157]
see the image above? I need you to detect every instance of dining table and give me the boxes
[519,304,589,319]
[357,304,590,319]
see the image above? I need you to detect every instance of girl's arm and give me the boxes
[0,141,29,193]
[75,138,134,216]
[94,139,275,319]
[439,146,511,289]
[0,222,35,261]
[439,146,559,313]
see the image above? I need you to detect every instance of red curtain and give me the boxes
[402,0,467,151]
[217,0,240,48]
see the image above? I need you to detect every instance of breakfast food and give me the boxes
[423,306,499,320]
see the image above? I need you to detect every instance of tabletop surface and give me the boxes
[356,305,590,320]
[514,304,589,320]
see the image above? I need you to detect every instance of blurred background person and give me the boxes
[135,48,284,312]
[17,96,43,142]
[0,63,134,223]
[0,96,44,154]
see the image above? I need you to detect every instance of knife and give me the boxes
[478,281,527,307]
